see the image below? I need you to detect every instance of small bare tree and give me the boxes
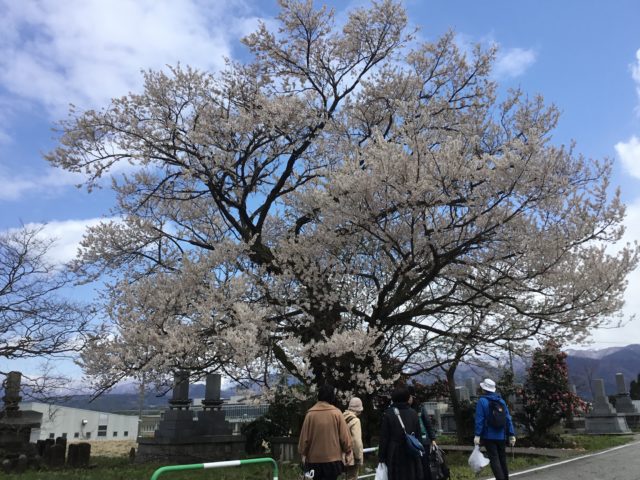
[0,225,94,396]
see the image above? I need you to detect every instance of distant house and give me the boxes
[20,402,139,442]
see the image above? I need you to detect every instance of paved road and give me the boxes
[499,441,640,480]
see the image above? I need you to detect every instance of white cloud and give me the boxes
[615,136,640,179]
[632,48,640,105]
[0,165,85,201]
[494,47,537,78]
[18,217,114,265]
[0,0,260,118]
[451,33,536,79]
[587,198,640,348]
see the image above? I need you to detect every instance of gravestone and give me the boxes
[585,379,630,434]
[465,378,478,399]
[153,370,197,441]
[455,386,470,403]
[137,372,244,463]
[613,373,638,414]
[47,443,66,468]
[612,373,640,429]
[196,374,232,436]
[36,439,54,457]
[564,383,581,430]
[67,442,91,467]
[0,372,43,472]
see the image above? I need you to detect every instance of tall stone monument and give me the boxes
[465,378,478,399]
[0,372,43,472]
[153,370,196,441]
[585,378,630,434]
[613,373,638,413]
[137,372,244,463]
[454,386,470,403]
[612,373,640,429]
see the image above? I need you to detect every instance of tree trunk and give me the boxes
[445,362,461,444]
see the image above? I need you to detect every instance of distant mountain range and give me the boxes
[8,346,640,412]
[439,344,640,401]
[23,384,237,414]
[566,344,640,399]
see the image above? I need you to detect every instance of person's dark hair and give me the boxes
[318,384,336,404]
[391,385,410,403]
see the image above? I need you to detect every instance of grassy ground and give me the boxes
[558,434,636,451]
[0,457,288,480]
[1,453,551,480]
[4,434,636,480]
[436,433,637,451]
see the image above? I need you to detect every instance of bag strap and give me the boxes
[393,407,407,433]
[346,415,358,434]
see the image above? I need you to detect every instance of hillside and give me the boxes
[429,345,640,401]
[566,344,640,399]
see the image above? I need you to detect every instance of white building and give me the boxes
[20,402,139,442]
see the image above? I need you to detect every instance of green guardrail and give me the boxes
[150,457,278,480]
[358,447,379,479]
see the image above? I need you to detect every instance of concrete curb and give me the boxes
[441,444,581,458]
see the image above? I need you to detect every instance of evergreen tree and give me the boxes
[520,340,585,445]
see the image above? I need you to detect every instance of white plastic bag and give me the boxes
[468,445,490,473]
[375,462,388,480]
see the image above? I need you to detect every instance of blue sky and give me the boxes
[1,0,640,377]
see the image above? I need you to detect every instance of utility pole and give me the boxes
[137,374,145,438]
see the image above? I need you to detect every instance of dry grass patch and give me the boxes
[68,439,137,457]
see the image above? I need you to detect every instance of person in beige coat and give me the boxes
[298,384,352,480]
[343,397,364,480]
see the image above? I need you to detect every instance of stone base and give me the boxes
[622,413,640,429]
[585,414,631,434]
[196,411,232,436]
[136,435,245,464]
[270,436,299,462]
[153,410,197,440]
[615,395,639,414]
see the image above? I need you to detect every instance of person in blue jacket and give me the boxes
[474,378,516,480]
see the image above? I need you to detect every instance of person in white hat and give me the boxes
[343,397,364,480]
[474,378,516,480]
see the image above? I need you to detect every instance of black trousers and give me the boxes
[420,450,432,480]
[483,439,509,480]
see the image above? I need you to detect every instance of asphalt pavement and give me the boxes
[486,440,640,480]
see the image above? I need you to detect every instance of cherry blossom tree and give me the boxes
[47,0,638,396]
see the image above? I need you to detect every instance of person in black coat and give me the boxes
[378,386,424,480]
[408,386,438,480]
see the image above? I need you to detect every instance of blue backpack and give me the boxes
[487,399,507,429]
[393,408,425,457]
